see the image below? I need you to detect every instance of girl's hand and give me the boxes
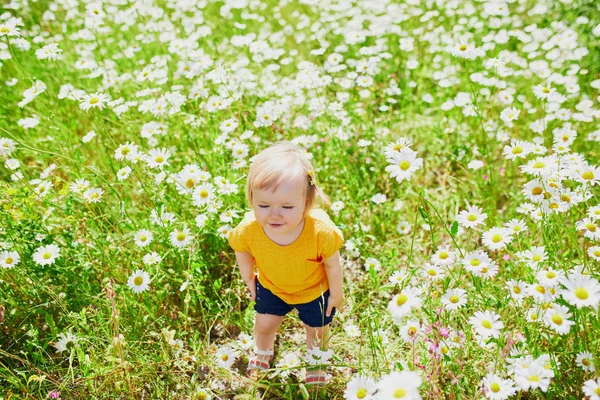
[246,276,256,301]
[326,293,344,317]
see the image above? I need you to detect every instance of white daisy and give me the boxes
[482,228,513,251]
[456,205,487,229]
[79,92,110,111]
[385,147,423,183]
[0,251,20,268]
[344,374,377,400]
[83,187,104,203]
[469,310,503,339]
[576,351,596,373]
[53,332,78,353]
[481,373,516,400]
[127,269,151,293]
[134,229,153,247]
[559,273,600,308]
[169,227,193,248]
[215,346,239,369]
[441,288,467,310]
[32,244,60,266]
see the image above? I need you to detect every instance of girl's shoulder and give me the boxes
[308,209,343,236]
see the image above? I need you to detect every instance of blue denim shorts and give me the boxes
[254,280,336,328]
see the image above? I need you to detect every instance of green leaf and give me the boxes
[418,206,429,223]
[450,221,459,237]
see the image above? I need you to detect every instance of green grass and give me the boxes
[1,0,600,398]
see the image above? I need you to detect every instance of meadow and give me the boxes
[1,0,600,398]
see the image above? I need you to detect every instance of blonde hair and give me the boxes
[246,141,330,214]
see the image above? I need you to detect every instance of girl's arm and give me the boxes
[323,250,343,317]
[235,251,256,300]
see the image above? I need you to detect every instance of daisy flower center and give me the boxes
[89,97,100,105]
[408,327,417,336]
[491,234,502,243]
[470,259,480,266]
[490,383,501,393]
[134,276,143,286]
[176,233,186,241]
[532,187,543,195]
[140,235,147,241]
[532,254,542,261]
[90,192,99,199]
[535,285,545,294]
[393,143,404,151]
[155,156,164,163]
[528,375,540,382]
[396,294,408,306]
[121,147,130,155]
[546,271,555,279]
[481,267,489,273]
[356,388,367,399]
[575,288,589,300]
[43,252,51,259]
[6,257,13,264]
[200,190,209,198]
[459,44,467,51]
[467,214,477,221]
[586,223,597,232]
[582,359,590,366]
[532,161,545,169]
[513,286,521,294]
[399,161,411,171]
[427,269,437,276]
[440,346,449,354]
[185,179,195,188]
[393,388,407,398]
[593,250,600,257]
[449,295,459,303]
[512,147,523,154]
[1,27,9,33]
[439,252,449,259]
[481,320,492,329]
[551,314,563,325]
[221,354,229,361]
[595,388,600,396]
[561,194,570,202]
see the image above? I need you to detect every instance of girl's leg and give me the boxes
[253,313,285,361]
[304,323,331,385]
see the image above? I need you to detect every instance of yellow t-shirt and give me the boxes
[228,209,344,304]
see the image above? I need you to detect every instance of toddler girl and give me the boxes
[228,141,344,385]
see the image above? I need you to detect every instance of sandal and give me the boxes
[247,348,274,372]
[305,369,327,386]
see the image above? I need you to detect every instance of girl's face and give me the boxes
[252,175,306,237]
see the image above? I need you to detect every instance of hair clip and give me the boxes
[307,170,316,186]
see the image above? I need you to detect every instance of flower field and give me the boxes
[1,0,600,398]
